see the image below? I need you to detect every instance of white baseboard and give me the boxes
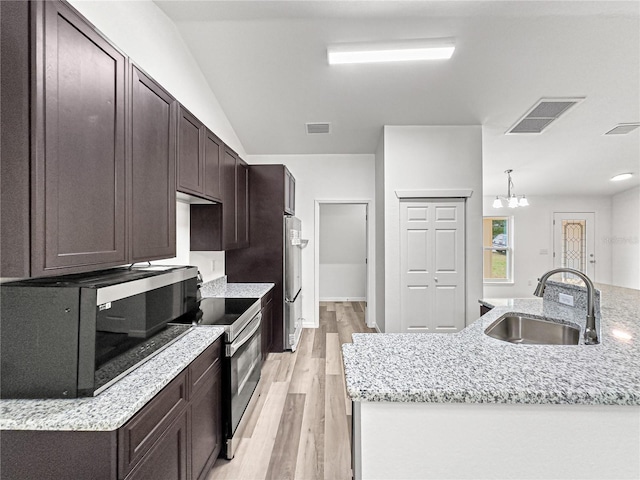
[319,297,366,302]
[373,323,382,333]
[302,319,317,328]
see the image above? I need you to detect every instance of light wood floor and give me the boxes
[207,301,375,480]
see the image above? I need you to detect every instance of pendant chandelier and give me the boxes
[492,169,529,208]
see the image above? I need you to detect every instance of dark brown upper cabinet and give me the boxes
[32,0,128,277]
[128,64,177,263]
[1,1,182,278]
[222,148,249,250]
[221,148,239,249]
[176,106,205,198]
[190,149,249,252]
[284,167,296,215]
[204,129,224,202]
[176,108,223,203]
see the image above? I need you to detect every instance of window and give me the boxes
[483,217,512,282]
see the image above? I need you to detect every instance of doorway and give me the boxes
[314,200,373,328]
[553,212,596,278]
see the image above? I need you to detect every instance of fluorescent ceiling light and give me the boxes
[327,38,455,65]
[610,173,633,182]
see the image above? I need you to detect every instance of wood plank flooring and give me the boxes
[207,301,375,480]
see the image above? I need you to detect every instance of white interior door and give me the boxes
[553,212,596,278]
[400,199,466,333]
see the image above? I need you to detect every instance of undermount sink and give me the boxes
[485,315,580,345]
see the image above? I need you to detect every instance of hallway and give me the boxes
[207,301,375,480]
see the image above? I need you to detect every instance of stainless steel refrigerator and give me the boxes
[284,216,303,351]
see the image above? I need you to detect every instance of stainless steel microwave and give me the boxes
[0,265,199,398]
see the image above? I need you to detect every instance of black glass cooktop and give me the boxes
[173,297,259,327]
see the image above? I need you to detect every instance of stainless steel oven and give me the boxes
[225,310,261,458]
[171,296,262,459]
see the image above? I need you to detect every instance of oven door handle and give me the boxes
[226,314,261,358]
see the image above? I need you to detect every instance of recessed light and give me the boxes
[610,173,633,182]
[327,38,455,65]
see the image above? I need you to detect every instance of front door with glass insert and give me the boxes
[553,212,596,278]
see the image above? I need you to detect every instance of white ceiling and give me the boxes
[154,0,640,196]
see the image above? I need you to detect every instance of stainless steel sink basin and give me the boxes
[485,315,580,345]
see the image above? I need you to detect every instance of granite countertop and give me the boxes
[0,327,225,431]
[342,283,640,405]
[200,275,274,299]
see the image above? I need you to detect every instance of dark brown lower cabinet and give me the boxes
[125,411,188,480]
[0,339,222,480]
[190,362,222,480]
[261,289,274,362]
[480,305,493,316]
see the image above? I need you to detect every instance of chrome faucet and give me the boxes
[533,268,599,345]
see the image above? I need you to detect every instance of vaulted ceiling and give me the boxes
[155,0,640,196]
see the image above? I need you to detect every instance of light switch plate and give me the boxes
[558,293,574,307]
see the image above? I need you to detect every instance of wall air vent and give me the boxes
[506,97,585,134]
[604,123,640,135]
[306,122,331,134]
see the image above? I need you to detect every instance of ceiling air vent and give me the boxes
[604,123,640,135]
[306,122,331,135]
[506,97,585,134]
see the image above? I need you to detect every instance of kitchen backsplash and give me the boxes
[543,280,601,317]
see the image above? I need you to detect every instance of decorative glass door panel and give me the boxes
[553,212,595,279]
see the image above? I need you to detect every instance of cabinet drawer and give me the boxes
[189,339,222,396]
[118,370,188,479]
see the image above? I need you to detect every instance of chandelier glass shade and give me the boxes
[492,169,529,209]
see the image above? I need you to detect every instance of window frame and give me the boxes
[483,216,514,284]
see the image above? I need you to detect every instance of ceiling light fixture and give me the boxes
[610,173,633,182]
[327,37,455,65]
[492,169,529,209]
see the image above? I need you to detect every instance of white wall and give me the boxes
[611,186,640,289]
[69,0,240,282]
[382,126,483,332]
[319,204,367,301]
[483,195,613,298]
[246,155,376,328]
[375,135,386,332]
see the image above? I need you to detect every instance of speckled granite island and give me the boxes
[343,283,640,480]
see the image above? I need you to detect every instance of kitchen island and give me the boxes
[343,283,640,479]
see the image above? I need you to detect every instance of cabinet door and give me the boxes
[222,148,238,249]
[32,0,127,276]
[284,168,295,215]
[129,65,177,262]
[237,161,249,248]
[177,106,204,197]
[190,362,222,480]
[203,129,223,202]
[125,411,188,480]
[118,371,188,478]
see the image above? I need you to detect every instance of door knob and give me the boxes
[434,277,438,282]
[589,260,596,264]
